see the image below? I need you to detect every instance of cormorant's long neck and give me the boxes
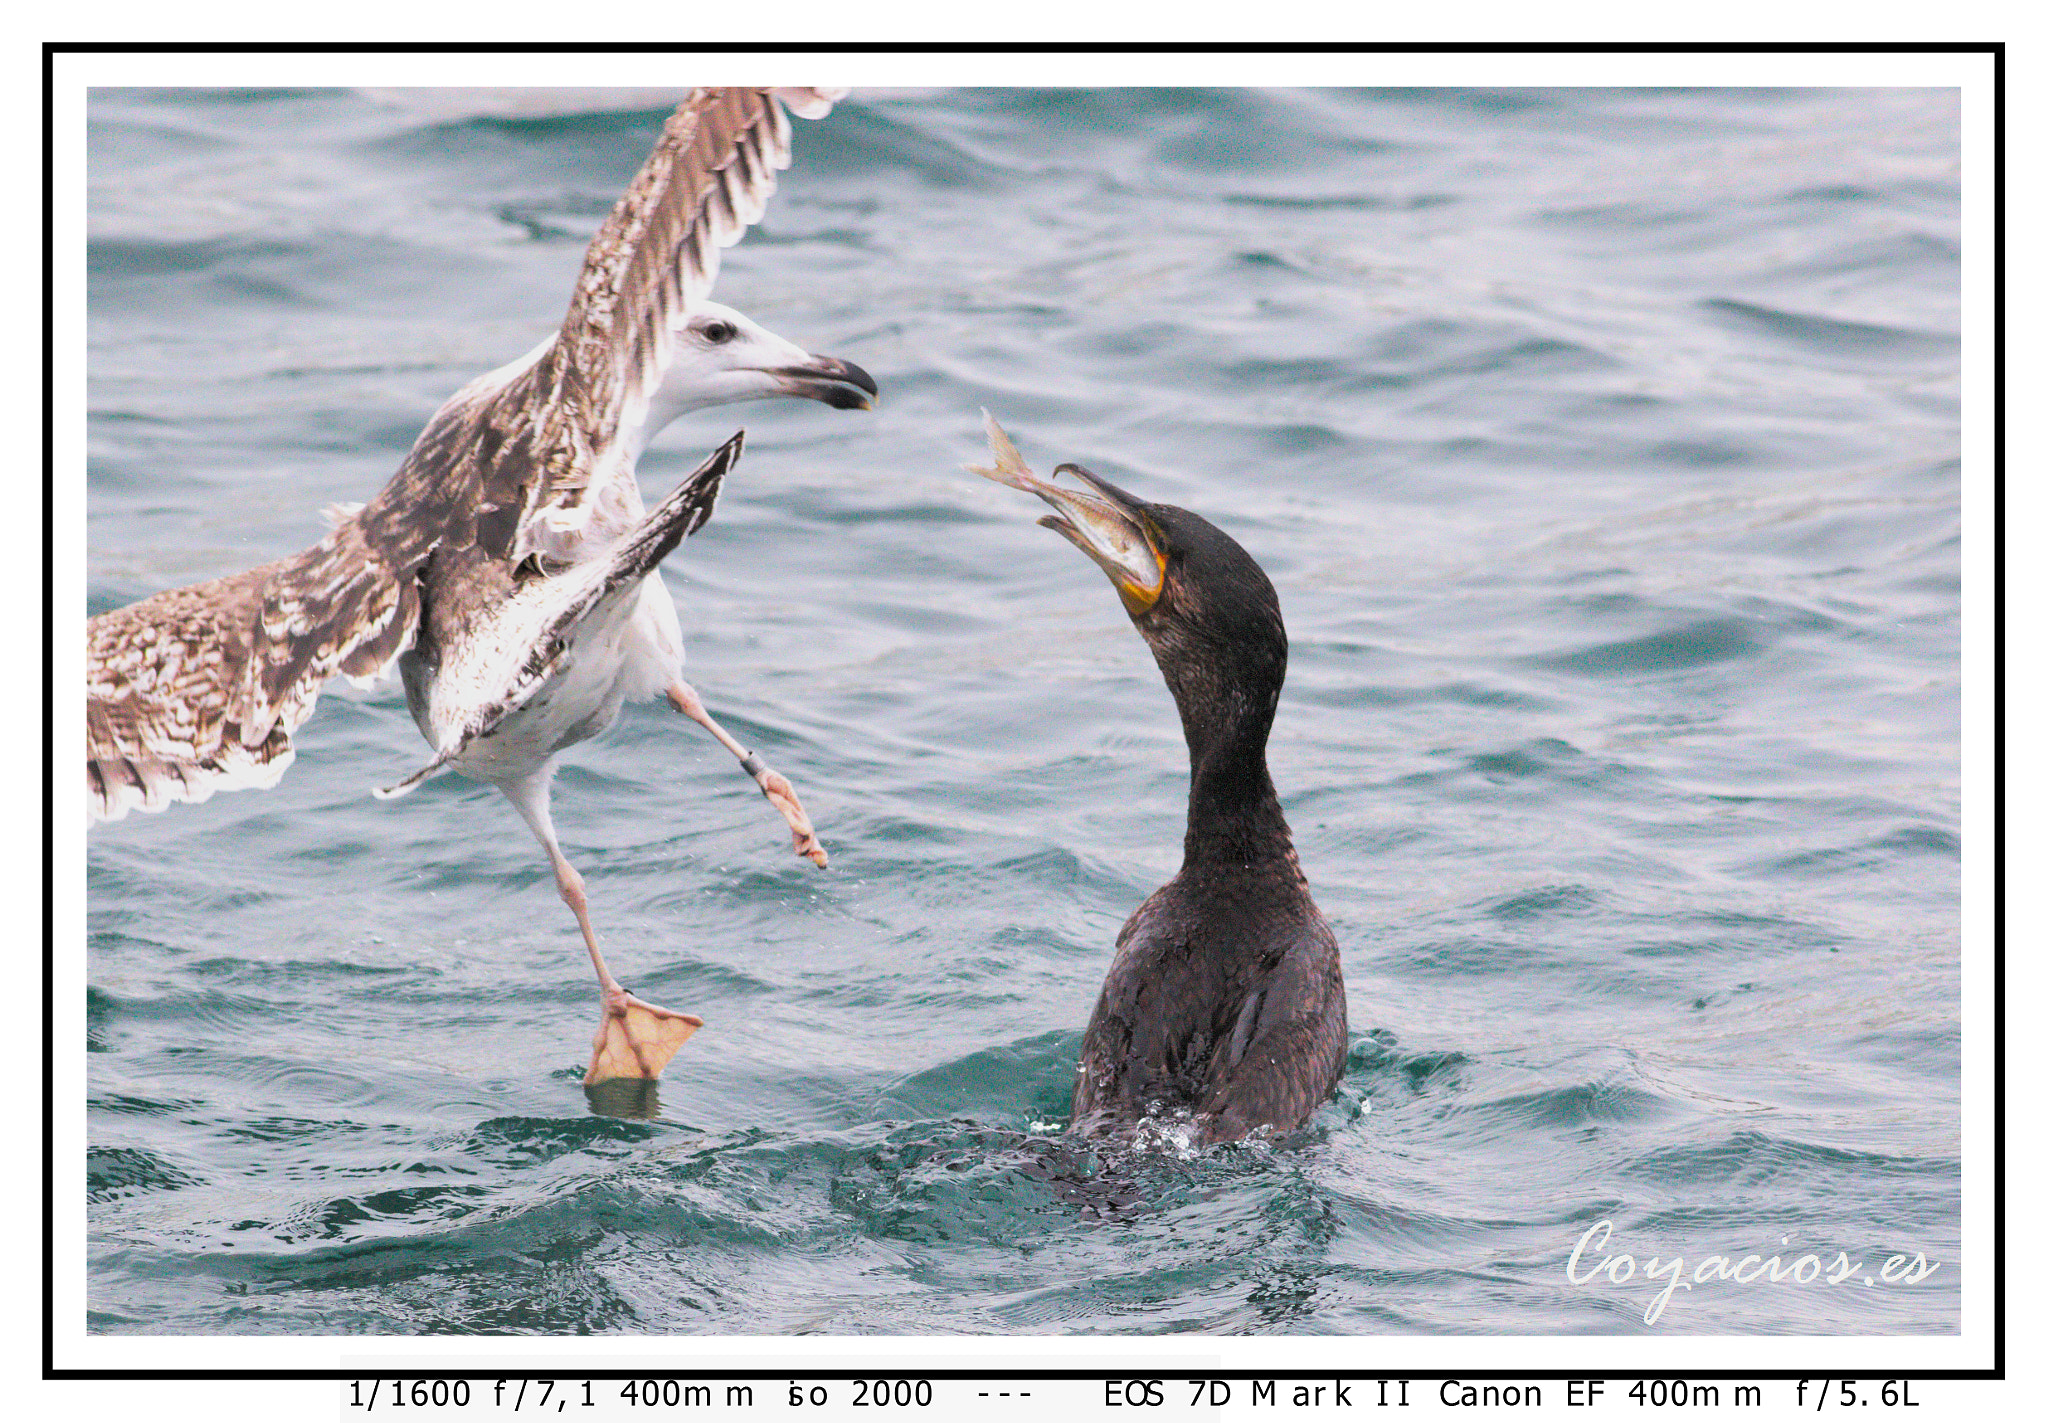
[1185,731,1292,869]
[1160,654,1296,872]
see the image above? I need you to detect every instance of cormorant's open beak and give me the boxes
[1038,463,1168,617]
[768,354,879,411]
[967,411,1167,617]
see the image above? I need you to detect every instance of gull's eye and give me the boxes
[699,320,737,345]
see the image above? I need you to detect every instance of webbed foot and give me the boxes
[585,988,704,1085]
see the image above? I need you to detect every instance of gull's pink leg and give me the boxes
[502,772,701,1084]
[666,680,828,868]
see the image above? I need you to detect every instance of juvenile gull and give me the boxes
[85,87,878,1084]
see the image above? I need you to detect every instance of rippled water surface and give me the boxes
[85,86,1961,1336]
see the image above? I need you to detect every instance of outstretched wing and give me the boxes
[562,87,846,443]
[438,86,849,569]
[86,513,419,823]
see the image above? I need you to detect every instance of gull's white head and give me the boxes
[641,299,878,436]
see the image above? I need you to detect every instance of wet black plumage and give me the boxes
[1065,487,1348,1145]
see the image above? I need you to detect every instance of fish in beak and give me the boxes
[770,354,880,411]
[967,410,1167,617]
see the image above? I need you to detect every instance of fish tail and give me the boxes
[966,409,1047,492]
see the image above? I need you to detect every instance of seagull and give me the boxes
[85,87,878,1085]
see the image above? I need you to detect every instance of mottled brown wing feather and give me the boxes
[85,514,418,823]
[560,88,844,437]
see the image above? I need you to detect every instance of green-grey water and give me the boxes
[86,86,1960,1335]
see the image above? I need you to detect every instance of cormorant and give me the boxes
[971,415,1348,1145]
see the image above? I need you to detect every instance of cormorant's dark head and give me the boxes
[1039,462,1288,714]
[967,414,1287,749]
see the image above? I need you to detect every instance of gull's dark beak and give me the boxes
[769,354,879,411]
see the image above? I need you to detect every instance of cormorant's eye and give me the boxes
[700,320,737,345]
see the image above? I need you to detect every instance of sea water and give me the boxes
[85,85,1961,1336]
